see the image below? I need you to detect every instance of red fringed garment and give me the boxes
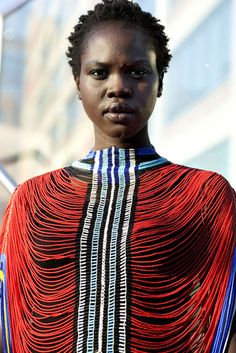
[0,146,236,353]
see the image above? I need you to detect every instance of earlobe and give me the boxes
[157,73,164,98]
[75,77,82,100]
[157,85,163,98]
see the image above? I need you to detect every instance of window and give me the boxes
[165,0,232,121]
[168,0,178,7]
[134,0,156,14]
[0,1,34,125]
[66,94,80,136]
[185,140,230,179]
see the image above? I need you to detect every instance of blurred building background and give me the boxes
[150,0,236,187]
[0,0,235,220]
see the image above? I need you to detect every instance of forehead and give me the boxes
[81,21,155,63]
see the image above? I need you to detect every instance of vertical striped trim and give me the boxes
[117,149,136,352]
[87,149,109,352]
[97,149,116,352]
[106,149,126,353]
[0,254,13,353]
[76,152,100,353]
[0,189,16,353]
[76,147,137,353]
[211,247,236,353]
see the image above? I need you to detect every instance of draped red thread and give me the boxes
[129,165,236,353]
[2,169,88,353]
[0,164,235,353]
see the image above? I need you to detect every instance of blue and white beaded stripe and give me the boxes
[71,161,91,171]
[86,149,109,353]
[0,254,13,353]
[96,149,116,353]
[118,149,136,352]
[138,157,168,170]
[107,149,127,353]
[0,192,16,353]
[76,151,101,353]
[210,247,236,353]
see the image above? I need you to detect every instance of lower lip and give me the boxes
[105,112,135,123]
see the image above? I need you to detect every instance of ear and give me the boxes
[75,76,82,100]
[75,76,80,95]
[157,72,164,98]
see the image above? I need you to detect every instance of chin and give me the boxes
[107,132,136,140]
[105,126,139,139]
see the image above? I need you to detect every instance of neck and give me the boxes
[93,125,152,151]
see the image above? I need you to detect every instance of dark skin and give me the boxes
[227,312,236,353]
[0,21,235,353]
[229,335,236,353]
[76,21,236,352]
[76,22,159,150]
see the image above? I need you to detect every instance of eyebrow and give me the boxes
[85,59,152,67]
[127,60,151,66]
[85,61,109,67]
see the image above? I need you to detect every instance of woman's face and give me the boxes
[76,21,159,149]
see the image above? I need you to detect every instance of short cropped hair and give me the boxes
[66,0,172,96]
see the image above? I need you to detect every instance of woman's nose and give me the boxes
[106,74,132,98]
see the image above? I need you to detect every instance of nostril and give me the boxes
[107,87,132,98]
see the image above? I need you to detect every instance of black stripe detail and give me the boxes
[81,181,103,353]
[102,184,119,351]
[113,183,130,352]
[93,182,112,352]
[71,173,92,352]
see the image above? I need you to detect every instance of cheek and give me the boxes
[137,82,158,109]
[81,91,102,123]
[79,80,90,98]
[82,82,103,103]
[138,80,158,96]
[80,83,97,105]
[137,81,149,93]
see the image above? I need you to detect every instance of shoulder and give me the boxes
[169,163,234,189]
[10,167,68,205]
[174,164,236,210]
[157,162,235,203]
[151,161,220,186]
[168,165,235,228]
[15,167,66,193]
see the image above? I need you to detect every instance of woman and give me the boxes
[1,0,236,352]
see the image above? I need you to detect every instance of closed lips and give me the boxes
[106,103,135,114]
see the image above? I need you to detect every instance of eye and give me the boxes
[130,68,149,79]
[89,68,108,79]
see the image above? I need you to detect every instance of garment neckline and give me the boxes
[71,145,169,172]
[85,145,159,161]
